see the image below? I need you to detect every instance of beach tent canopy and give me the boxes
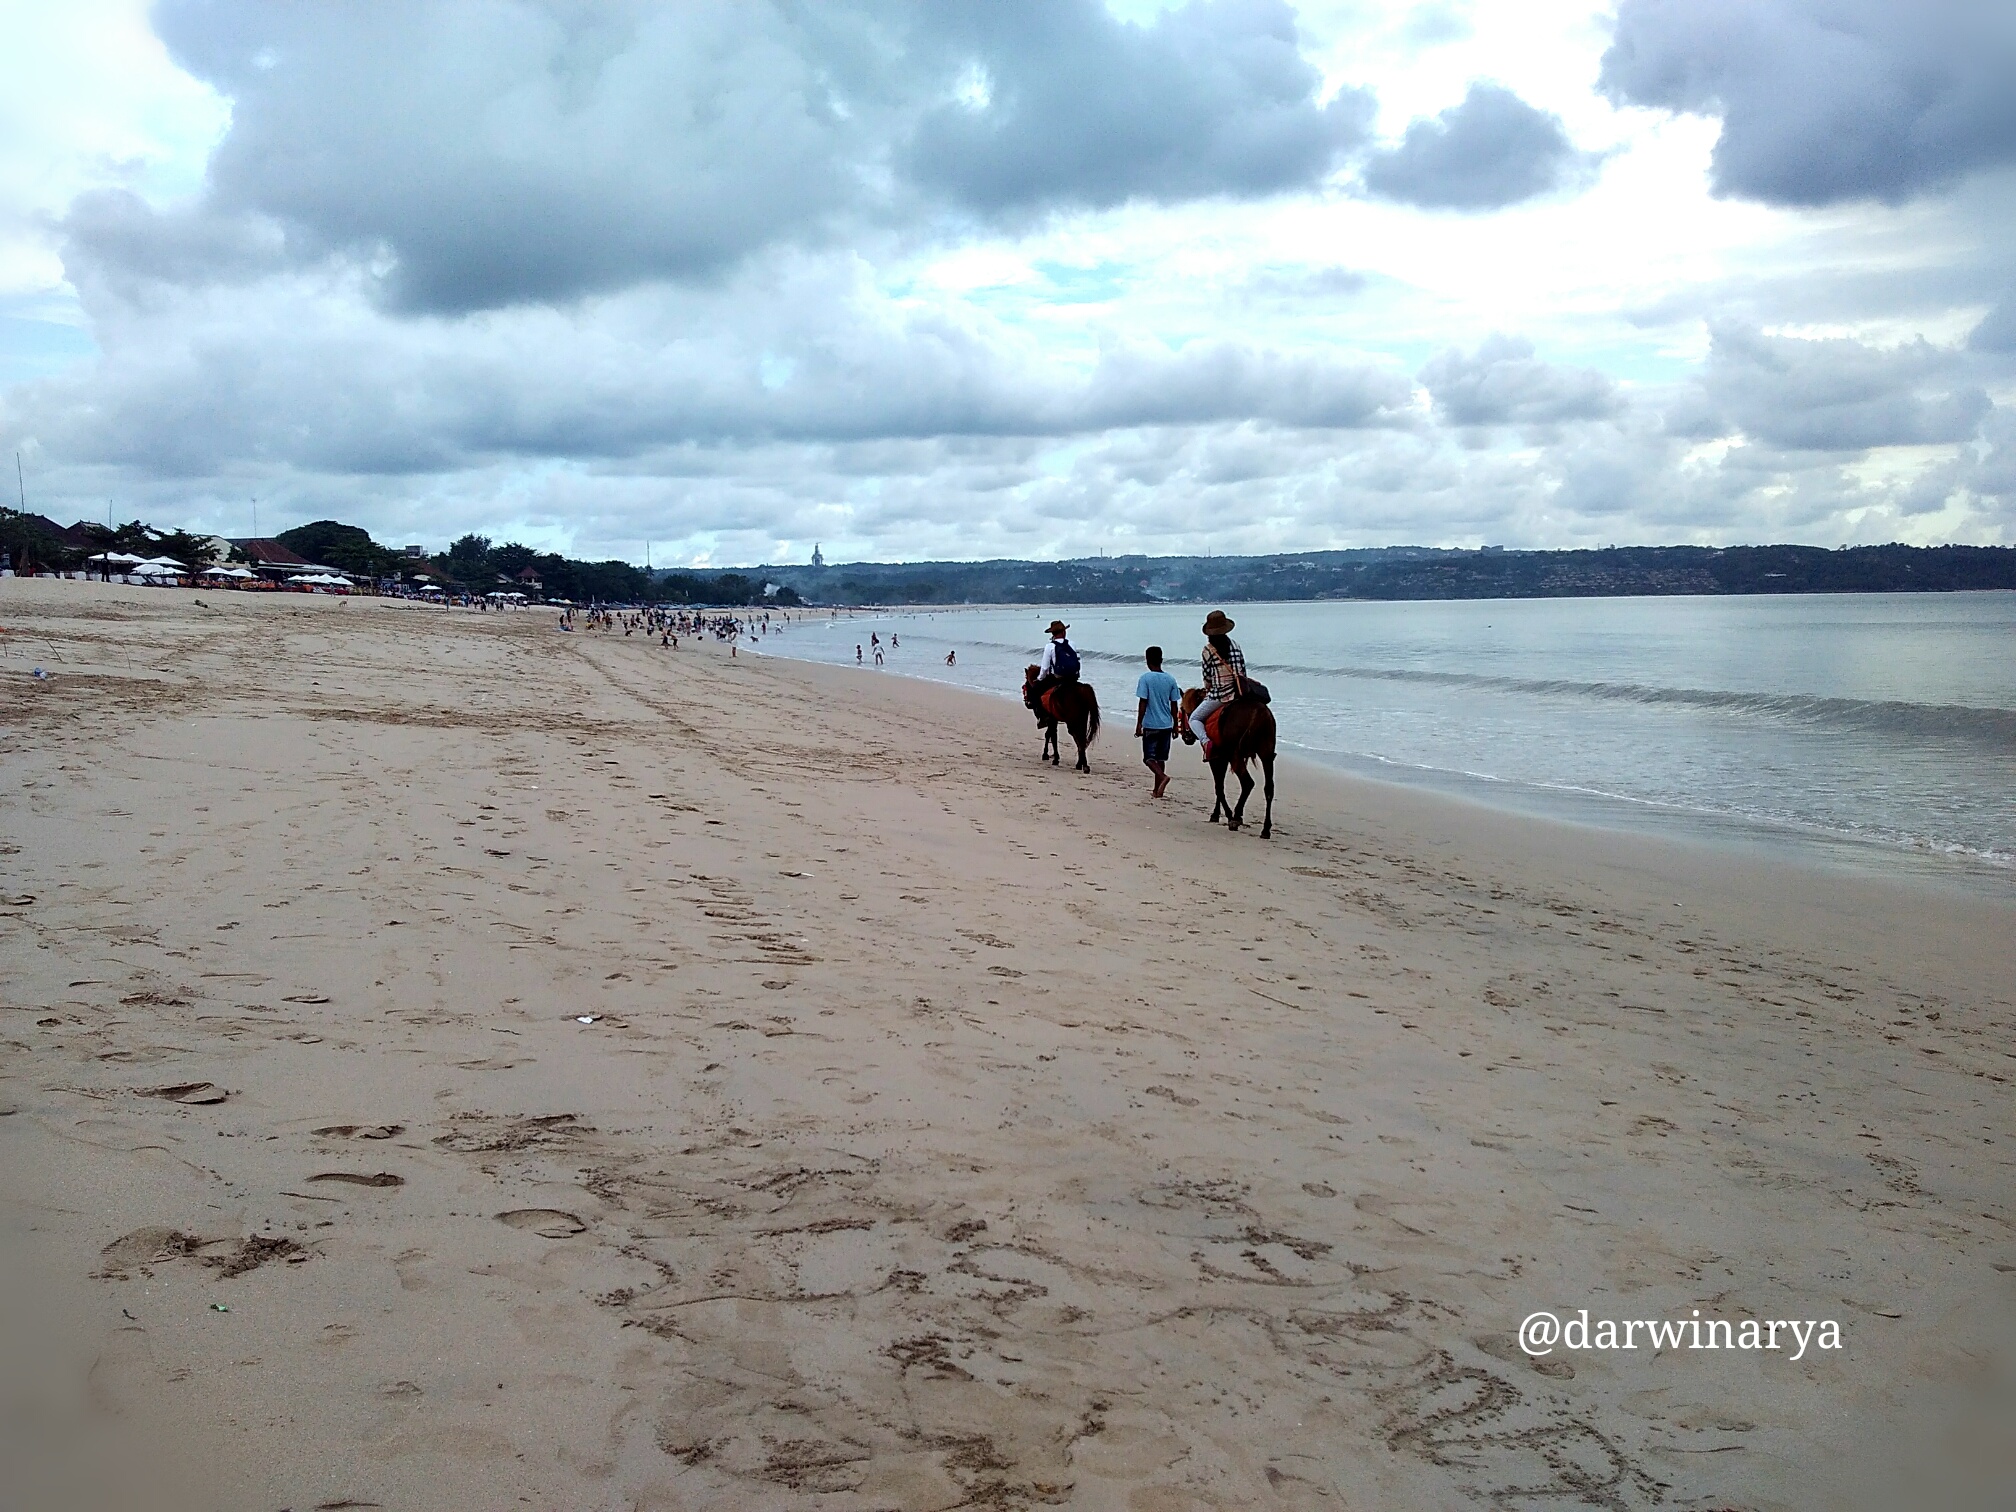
[129,561,182,576]
[290,572,352,585]
[205,565,256,578]
[137,555,189,569]
[88,550,147,565]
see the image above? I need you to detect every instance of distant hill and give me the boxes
[717,543,2016,606]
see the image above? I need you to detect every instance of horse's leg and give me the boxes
[1259,753,1275,838]
[1209,760,1228,823]
[1073,714,1090,772]
[1228,757,1254,831]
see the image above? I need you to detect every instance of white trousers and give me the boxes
[1187,694,1226,748]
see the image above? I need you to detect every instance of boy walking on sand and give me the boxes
[1134,646,1181,798]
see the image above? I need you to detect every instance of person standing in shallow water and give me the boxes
[1134,646,1181,798]
[1187,610,1246,759]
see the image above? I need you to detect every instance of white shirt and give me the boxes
[1038,639,1063,677]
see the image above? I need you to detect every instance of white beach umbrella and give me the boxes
[138,555,189,569]
[89,550,147,565]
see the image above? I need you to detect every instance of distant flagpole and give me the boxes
[14,451,23,511]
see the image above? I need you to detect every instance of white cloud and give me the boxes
[1,0,2012,559]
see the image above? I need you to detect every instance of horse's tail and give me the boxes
[1083,685,1100,745]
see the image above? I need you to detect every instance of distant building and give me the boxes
[403,544,426,558]
[23,516,92,551]
[231,538,310,571]
[228,537,351,584]
[811,543,824,568]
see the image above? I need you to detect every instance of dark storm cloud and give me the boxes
[126,0,1364,314]
[1969,408,2016,501]
[1417,335,1619,426]
[149,0,869,312]
[901,0,1371,213]
[61,190,290,302]
[1968,290,2016,353]
[1600,0,2016,206]
[1701,323,1991,451]
[1360,83,1591,210]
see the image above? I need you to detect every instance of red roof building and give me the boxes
[231,538,311,567]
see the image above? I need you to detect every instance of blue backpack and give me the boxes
[1052,640,1080,677]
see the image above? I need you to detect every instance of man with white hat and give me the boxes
[1030,618,1079,706]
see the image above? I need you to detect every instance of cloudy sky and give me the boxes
[3,0,2014,565]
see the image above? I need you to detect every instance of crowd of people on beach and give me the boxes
[557,604,793,654]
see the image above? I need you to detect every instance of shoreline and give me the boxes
[751,624,2016,900]
[3,578,2010,1510]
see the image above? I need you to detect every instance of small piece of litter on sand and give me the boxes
[210,1303,229,1313]
[576,1015,599,1024]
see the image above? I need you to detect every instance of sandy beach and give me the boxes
[2,578,2010,1511]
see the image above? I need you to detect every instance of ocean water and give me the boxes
[756,594,2016,889]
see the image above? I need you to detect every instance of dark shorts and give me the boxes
[1140,728,1172,763]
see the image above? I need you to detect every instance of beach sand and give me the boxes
[3,578,2011,1510]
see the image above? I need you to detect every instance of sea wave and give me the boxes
[1286,742,2016,873]
[1039,644,2016,746]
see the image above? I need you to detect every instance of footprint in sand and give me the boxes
[308,1172,405,1188]
[313,1124,404,1140]
[496,1208,587,1237]
[140,1082,229,1105]
[96,1226,205,1276]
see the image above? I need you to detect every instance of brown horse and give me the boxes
[1022,666,1102,771]
[1178,688,1276,837]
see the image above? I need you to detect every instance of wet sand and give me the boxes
[2,579,2011,1510]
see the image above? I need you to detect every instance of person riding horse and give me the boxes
[1178,610,1276,835]
[1187,610,1245,758]
[1023,619,1101,771]
[1030,619,1079,707]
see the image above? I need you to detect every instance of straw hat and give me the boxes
[1046,619,1069,636]
[1201,610,1235,634]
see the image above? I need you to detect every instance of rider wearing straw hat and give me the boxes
[1031,619,1079,702]
[1187,610,1246,758]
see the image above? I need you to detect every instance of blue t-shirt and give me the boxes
[1135,669,1182,730]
